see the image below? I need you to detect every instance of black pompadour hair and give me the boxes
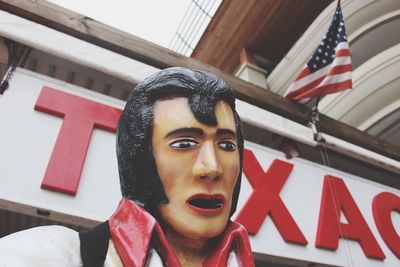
[116,67,244,217]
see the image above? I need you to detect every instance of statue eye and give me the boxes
[218,141,237,151]
[170,139,198,150]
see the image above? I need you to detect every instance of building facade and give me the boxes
[0,0,399,266]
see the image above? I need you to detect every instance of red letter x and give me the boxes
[236,149,308,245]
[35,87,122,195]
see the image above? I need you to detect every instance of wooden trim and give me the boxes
[0,198,99,228]
[0,37,8,64]
[239,47,256,65]
[1,0,400,161]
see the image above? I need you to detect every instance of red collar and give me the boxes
[109,199,254,267]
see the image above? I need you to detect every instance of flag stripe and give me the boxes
[334,42,350,53]
[291,80,352,100]
[294,67,311,81]
[288,70,351,99]
[286,57,351,94]
[286,68,351,99]
[336,49,350,57]
[288,72,351,98]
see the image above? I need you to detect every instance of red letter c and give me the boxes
[373,192,400,259]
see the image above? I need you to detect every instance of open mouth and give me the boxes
[187,194,225,215]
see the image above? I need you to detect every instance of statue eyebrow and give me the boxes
[164,127,204,139]
[164,128,236,139]
[216,129,237,139]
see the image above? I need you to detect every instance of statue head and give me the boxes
[116,67,244,238]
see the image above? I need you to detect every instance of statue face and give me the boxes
[152,97,240,243]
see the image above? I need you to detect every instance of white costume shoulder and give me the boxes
[0,225,81,267]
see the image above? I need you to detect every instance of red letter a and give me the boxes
[316,175,385,260]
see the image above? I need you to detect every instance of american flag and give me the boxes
[285,4,352,101]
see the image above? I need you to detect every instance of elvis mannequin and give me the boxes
[0,67,254,267]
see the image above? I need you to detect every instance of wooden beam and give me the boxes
[0,198,99,229]
[1,0,400,161]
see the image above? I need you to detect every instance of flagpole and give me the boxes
[310,97,331,166]
[310,96,323,143]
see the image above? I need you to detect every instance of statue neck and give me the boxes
[163,227,209,267]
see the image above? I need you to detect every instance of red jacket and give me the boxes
[80,199,255,267]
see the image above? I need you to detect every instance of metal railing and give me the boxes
[169,0,222,56]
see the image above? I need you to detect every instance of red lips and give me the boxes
[186,194,225,216]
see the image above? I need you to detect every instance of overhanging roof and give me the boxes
[192,0,333,73]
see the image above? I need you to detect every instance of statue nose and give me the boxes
[193,141,222,180]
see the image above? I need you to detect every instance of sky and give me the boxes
[47,0,191,48]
